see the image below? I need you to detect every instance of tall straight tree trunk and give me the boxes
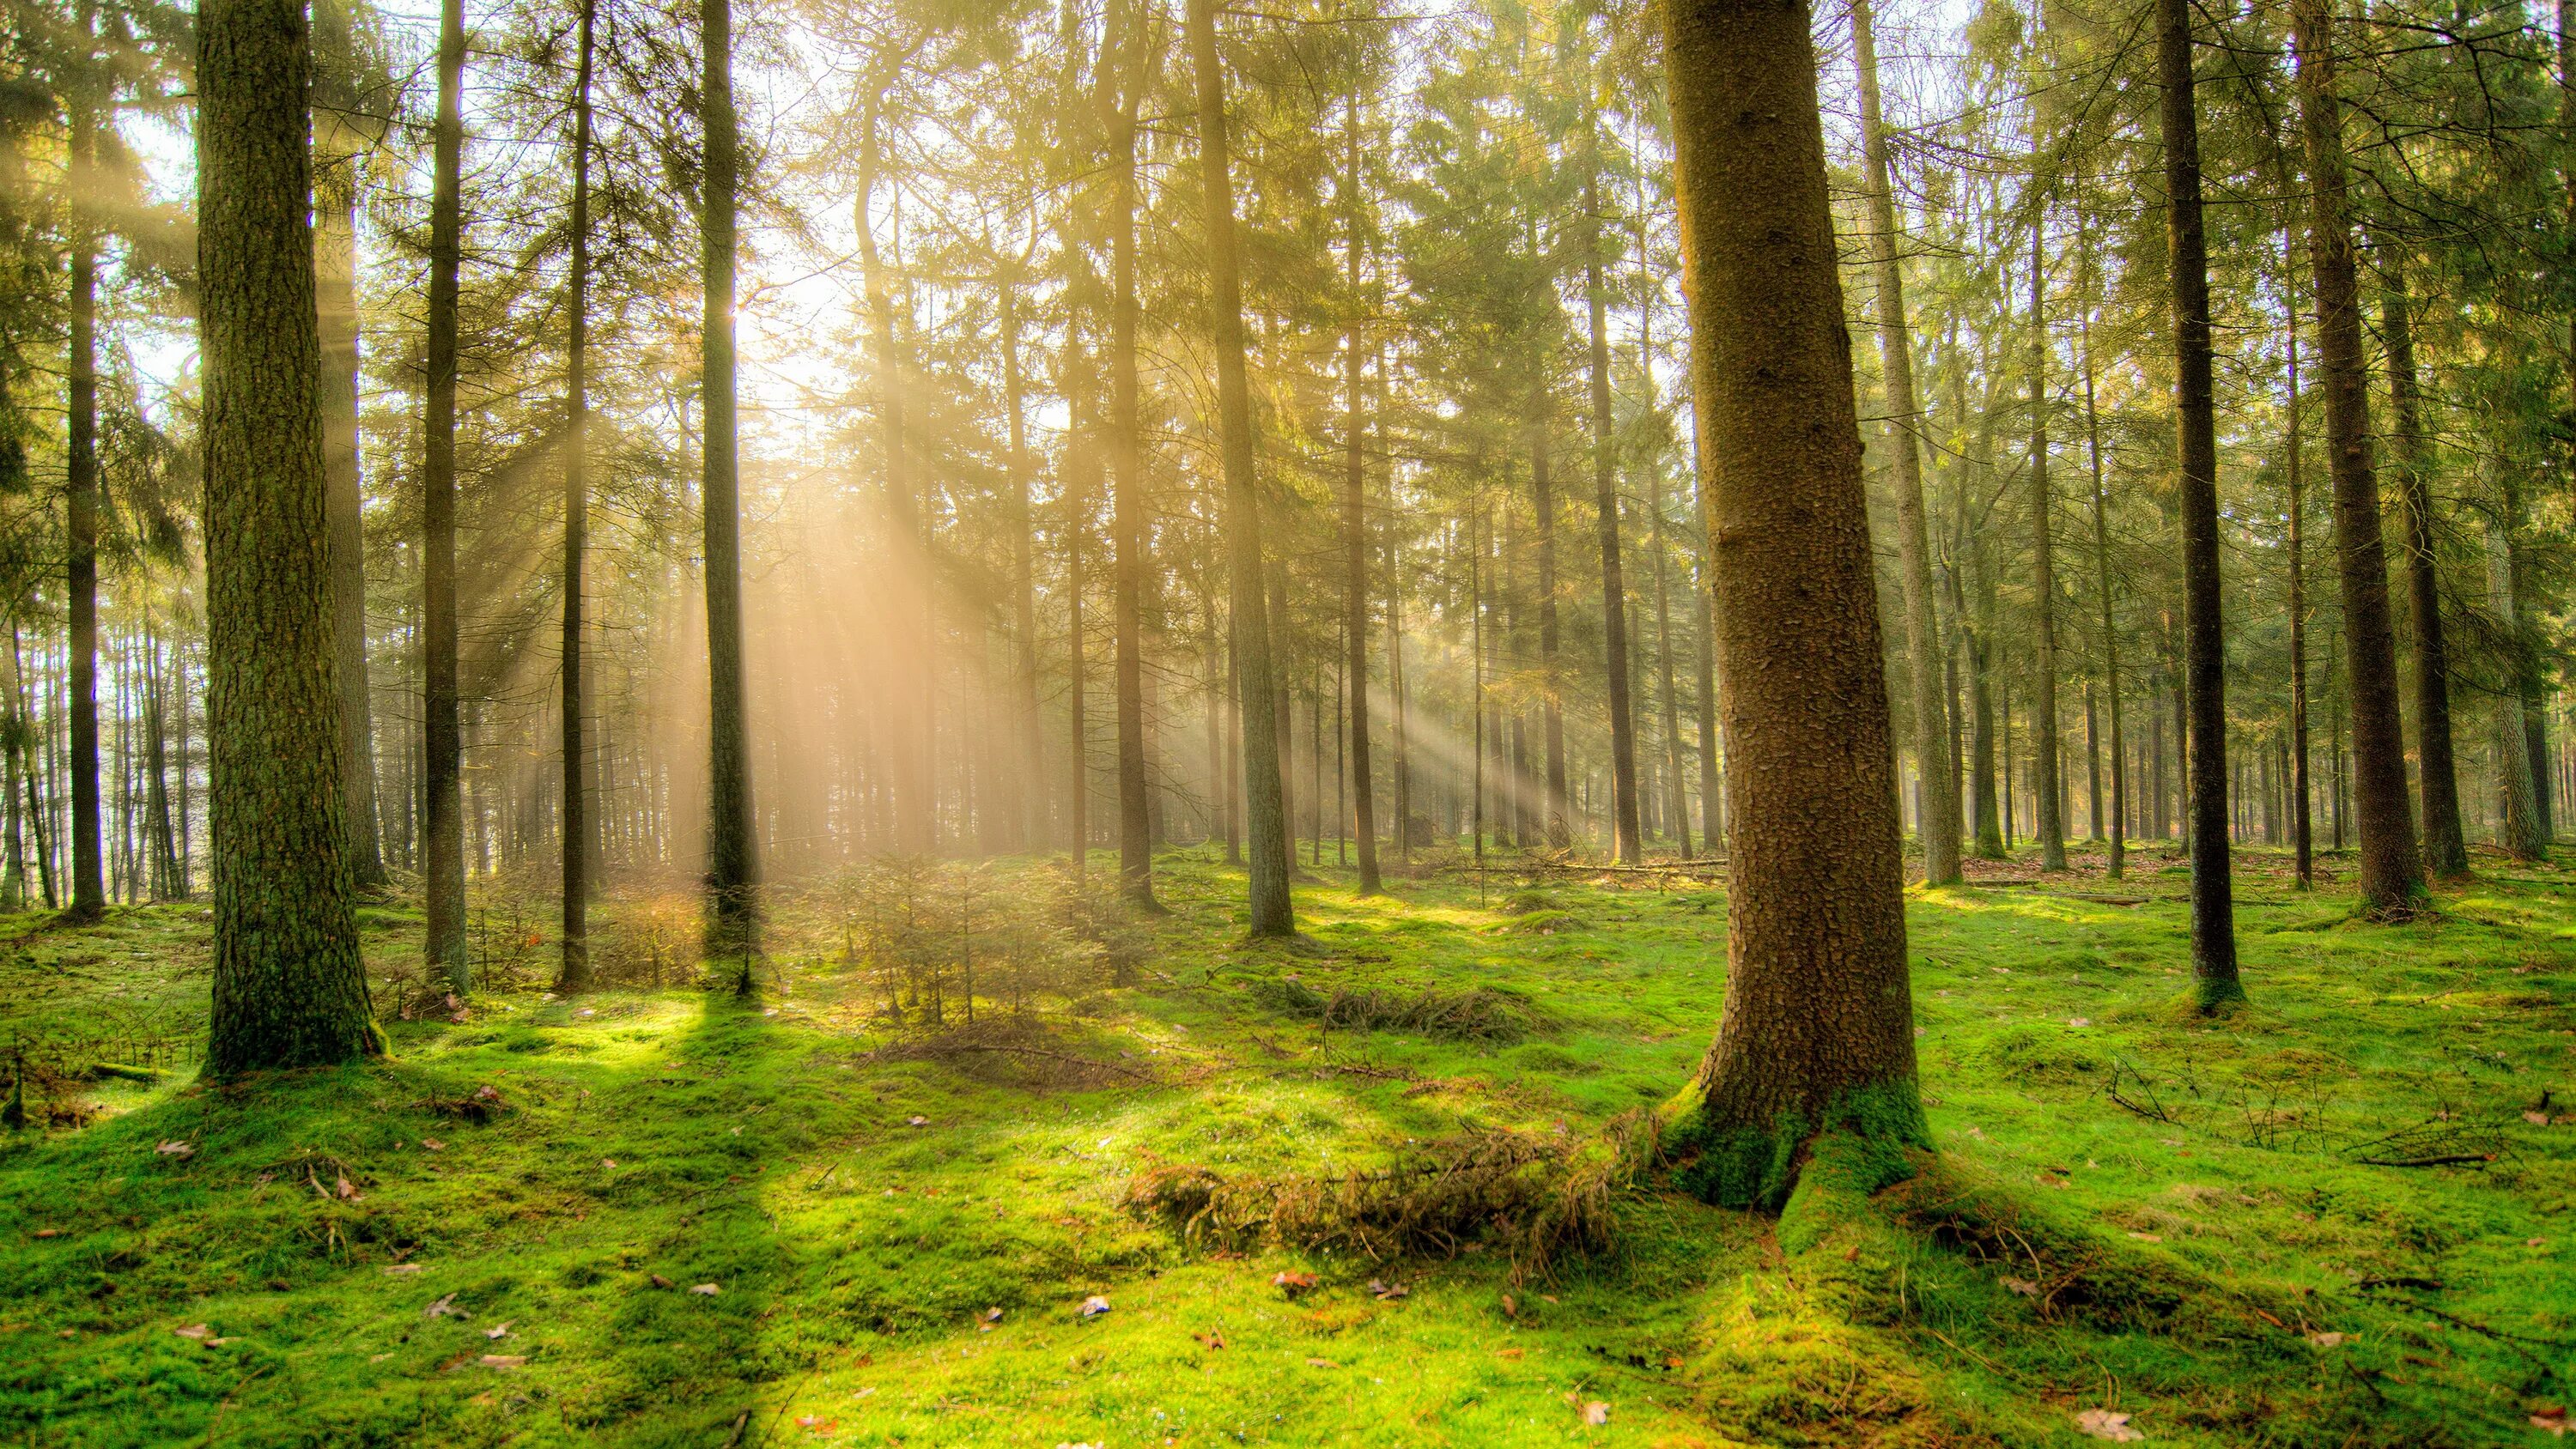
[2488,489,2547,858]
[1002,277,1043,852]
[1340,94,1381,894]
[1530,415,1569,848]
[702,0,757,973]
[857,88,934,856]
[2379,257,2467,877]
[1583,145,1641,864]
[421,0,469,991]
[2159,0,2242,1006]
[315,0,383,890]
[2087,271,2125,879]
[1662,0,1921,1208]
[199,0,376,1071]
[556,0,596,989]
[1105,9,1158,906]
[1965,549,2002,858]
[2282,225,2313,885]
[1064,325,1093,876]
[2293,0,2421,913]
[1851,0,1958,886]
[1188,0,1291,934]
[2026,221,2066,870]
[64,21,104,923]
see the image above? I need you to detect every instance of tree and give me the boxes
[64,0,104,921]
[199,0,376,1073]
[702,0,758,978]
[2293,0,2422,915]
[1850,0,1958,888]
[1188,0,1291,936]
[1583,85,1640,865]
[1341,88,1382,895]
[1103,0,1158,907]
[2157,0,2240,1009]
[556,0,597,991]
[421,0,468,992]
[2377,253,2467,877]
[1661,0,1923,1209]
[2026,213,2065,872]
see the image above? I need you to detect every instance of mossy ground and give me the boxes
[2,842,2573,1446]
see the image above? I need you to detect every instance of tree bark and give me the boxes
[1104,3,1158,906]
[315,0,382,892]
[1851,0,1958,886]
[2293,0,2422,913]
[1583,141,1641,864]
[702,0,758,973]
[2282,224,2313,886]
[2026,218,2066,871]
[1002,276,1043,852]
[2487,488,2546,859]
[1188,0,1292,935]
[556,0,595,990]
[200,0,376,1071]
[2378,256,2468,877]
[421,0,469,991]
[64,15,104,922]
[2159,0,2242,1005]
[1662,0,1922,1209]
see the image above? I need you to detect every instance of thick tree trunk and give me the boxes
[702,0,757,973]
[1341,95,1381,894]
[2293,0,2422,912]
[64,37,104,923]
[2026,222,2066,871]
[556,0,595,990]
[422,0,469,991]
[199,0,376,1071]
[1851,0,1958,886]
[1662,0,1921,1209]
[1584,151,1641,864]
[1188,0,1291,934]
[2159,0,2242,1006]
[315,0,382,891]
[2379,259,2468,877]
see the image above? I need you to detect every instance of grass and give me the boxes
[1,840,2573,1446]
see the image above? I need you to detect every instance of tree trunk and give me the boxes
[702,0,757,973]
[1003,277,1043,852]
[1851,0,1959,886]
[315,0,383,891]
[422,0,469,990]
[1065,326,1092,877]
[1584,144,1641,864]
[2282,224,2313,886]
[2488,489,2547,859]
[1662,0,1922,1209]
[556,0,595,990]
[2378,256,2468,877]
[2026,220,2066,870]
[1528,415,1569,850]
[2159,0,2243,1005]
[2293,0,2422,913]
[64,20,105,922]
[199,0,376,1071]
[1188,0,1291,934]
[1104,8,1158,906]
[1341,94,1382,894]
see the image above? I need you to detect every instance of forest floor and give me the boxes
[2,842,2573,1446]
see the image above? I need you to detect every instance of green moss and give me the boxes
[1667,1076,1930,1212]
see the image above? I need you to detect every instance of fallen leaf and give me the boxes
[1078,1294,1112,1319]
[2529,1111,2554,1126]
[424,1294,464,1320]
[335,1177,361,1201]
[981,1307,1003,1324]
[477,1355,526,1368]
[381,1264,424,1276]
[1304,1357,1337,1369]
[1366,1279,1408,1300]
[484,1323,512,1340]
[2002,1278,2042,1298]
[155,1141,193,1158]
[1576,1400,1608,1426]
[173,1324,212,1341]
[421,1140,444,1153]
[650,1275,674,1289]
[474,1083,501,1102]
[2534,1416,2568,1440]
[1272,1270,1318,1297]
[907,1116,930,1127]
[2076,1408,2144,1442]
[1501,1293,1518,1319]
[1194,1329,1226,1350]
[2069,1017,2092,1028]
[2127,1232,2162,1243]
[33,1229,58,1240]
[688,1283,720,1297]
[1496,1348,1523,1360]
[795,1416,838,1435]
[601,1159,617,1169]
[2531,1239,2549,1248]
[2307,1331,2348,1348]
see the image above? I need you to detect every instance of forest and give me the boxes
[2,0,2575,1435]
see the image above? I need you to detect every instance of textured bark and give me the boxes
[315,0,382,891]
[1002,279,1044,852]
[1188,0,1291,934]
[2080,270,2124,878]
[2487,496,2547,859]
[421,0,469,991]
[1851,0,1958,886]
[1529,416,1569,849]
[2293,0,2422,913]
[2379,261,2467,878]
[556,0,596,990]
[199,0,377,1072]
[2159,0,2241,1005]
[1663,0,1922,1208]
[1965,545,2002,858]
[2026,221,2066,871]
[1105,7,1157,906]
[702,0,758,968]
[2282,226,2313,886]
[65,28,104,922]
[1584,148,1641,864]
[1340,94,1381,894]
